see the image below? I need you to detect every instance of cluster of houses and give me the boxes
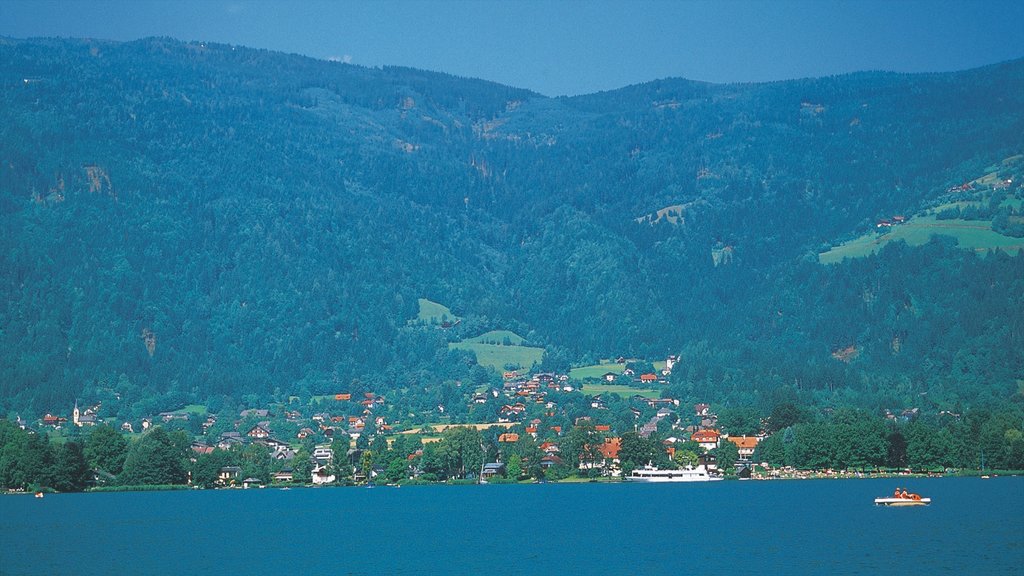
[21,389,400,487]
[477,356,681,425]
[473,371,574,417]
[18,353,774,485]
[884,407,920,423]
[479,400,764,480]
[600,355,677,385]
[876,214,907,229]
[31,400,104,431]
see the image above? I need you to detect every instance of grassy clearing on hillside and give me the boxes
[159,404,209,417]
[929,195,1022,214]
[416,298,459,324]
[461,330,526,345]
[571,360,667,380]
[820,216,1023,264]
[449,341,544,371]
[582,383,661,398]
[569,362,624,380]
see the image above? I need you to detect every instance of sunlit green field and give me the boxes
[461,330,526,345]
[448,341,544,371]
[569,362,624,380]
[570,360,667,380]
[581,383,661,398]
[416,298,460,323]
[820,216,1023,264]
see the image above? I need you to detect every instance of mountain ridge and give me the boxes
[1,37,1021,418]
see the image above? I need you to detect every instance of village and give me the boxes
[11,354,975,492]
[14,354,812,488]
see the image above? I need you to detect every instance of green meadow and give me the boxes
[820,215,1023,264]
[569,362,624,380]
[582,383,661,399]
[448,332,544,373]
[461,330,527,345]
[571,360,667,380]
[416,298,460,324]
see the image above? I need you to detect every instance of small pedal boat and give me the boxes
[875,492,930,506]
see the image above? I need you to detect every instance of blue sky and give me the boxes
[1,0,1022,96]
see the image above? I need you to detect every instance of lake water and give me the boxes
[1,476,1021,575]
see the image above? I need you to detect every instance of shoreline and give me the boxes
[6,470,1020,495]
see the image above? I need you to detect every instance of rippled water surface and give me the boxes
[2,476,1021,575]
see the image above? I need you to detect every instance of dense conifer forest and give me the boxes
[1,37,1022,420]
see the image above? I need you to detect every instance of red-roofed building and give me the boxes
[726,435,760,459]
[498,433,520,443]
[598,438,621,460]
[191,442,214,455]
[691,429,721,451]
[540,454,564,469]
[594,424,611,432]
[640,373,658,384]
[576,437,623,476]
[539,442,560,454]
[42,413,66,427]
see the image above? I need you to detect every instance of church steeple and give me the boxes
[73,399,80,427]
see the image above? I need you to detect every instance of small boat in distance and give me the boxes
[34,492,44,499]
[625,465,722,482]
[875,487,930,506]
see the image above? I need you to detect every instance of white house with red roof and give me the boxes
[691,429,721,451]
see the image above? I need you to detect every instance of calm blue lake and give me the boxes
[1,476,1021,575]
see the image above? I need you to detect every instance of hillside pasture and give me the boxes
[162,404,208,416]
[928,194,1022,214]
[416,298,460,324]
[448,341,544,371]
[820,216,1023,264]
[569,362,625,380]
[582,383,661,399]
[461,330,526,345]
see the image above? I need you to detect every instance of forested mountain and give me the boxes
[1,37,1022,417]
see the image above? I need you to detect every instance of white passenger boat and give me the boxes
[625,465,722,482]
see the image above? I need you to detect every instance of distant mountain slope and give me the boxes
[1,37,1021,415]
